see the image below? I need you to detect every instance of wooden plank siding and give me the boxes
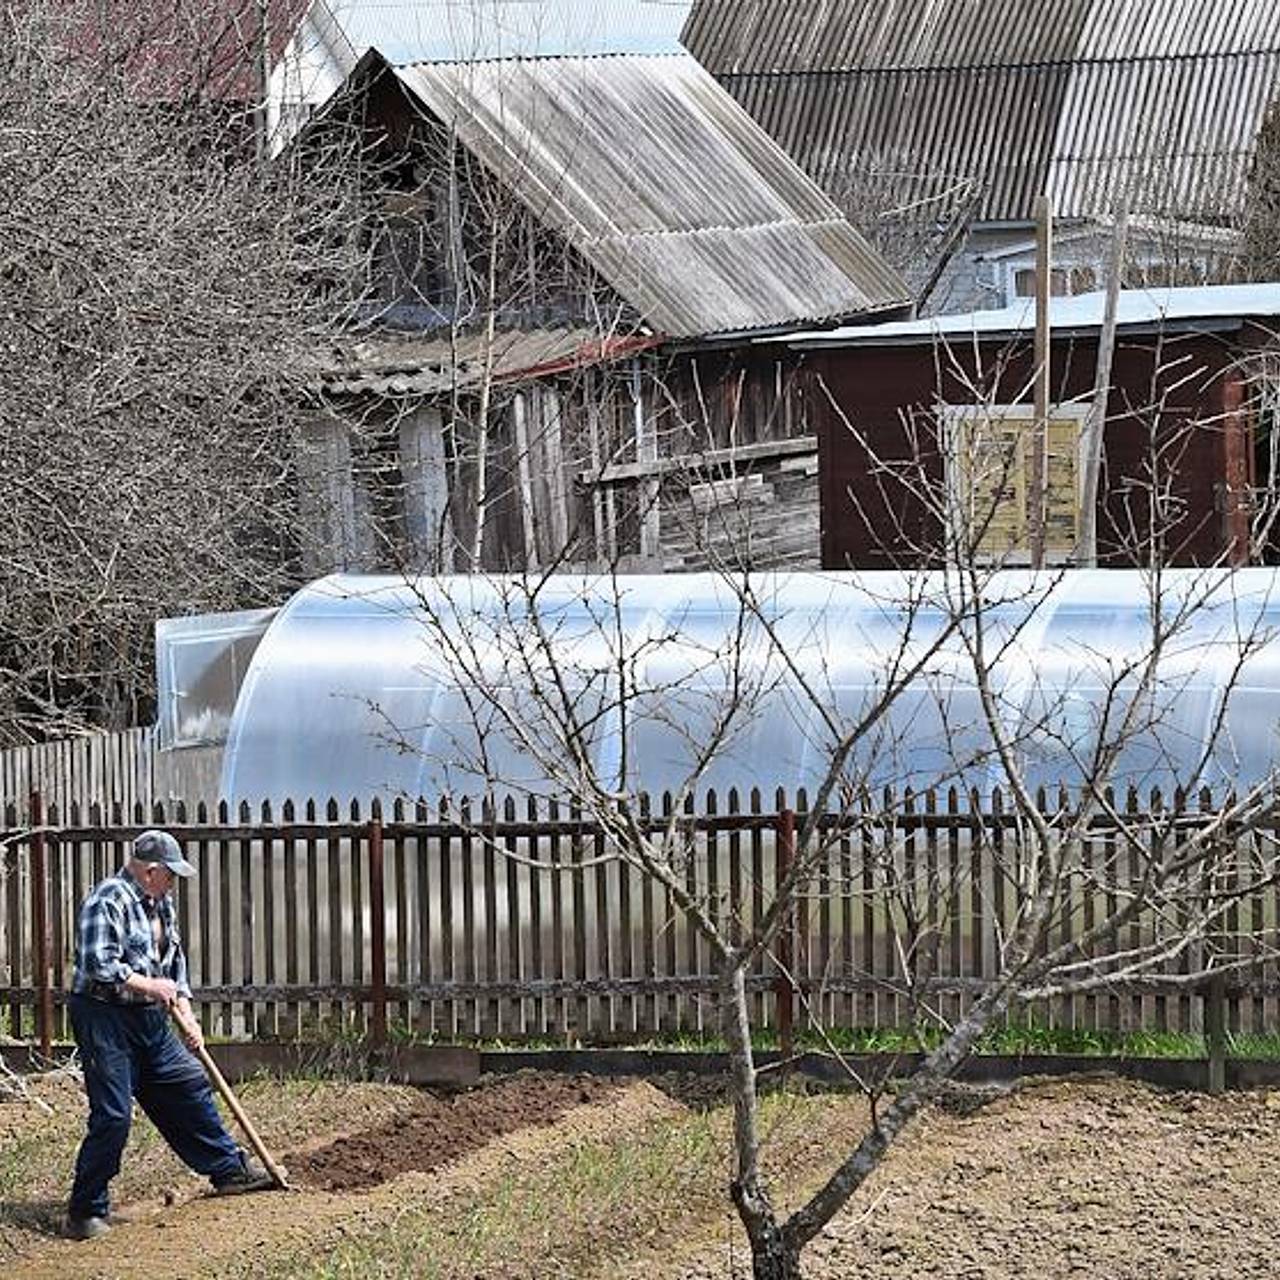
[812,332,1248,570]
[1,790,1273,1043]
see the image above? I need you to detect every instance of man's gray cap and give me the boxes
[132,829,197,877]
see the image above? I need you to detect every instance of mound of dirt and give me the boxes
[286,1072,626,1190]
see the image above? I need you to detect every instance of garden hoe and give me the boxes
[171,1007,292,1191]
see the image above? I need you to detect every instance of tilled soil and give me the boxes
[287,1072,624,1189]
[643,1076,1280,1280]
[8,1067,1280,1279]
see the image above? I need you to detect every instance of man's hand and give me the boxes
[173,1000,204,1052]
[125,974,179,1007]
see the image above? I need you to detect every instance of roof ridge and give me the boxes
[715,46,1280,79]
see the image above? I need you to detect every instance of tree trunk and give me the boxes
[751,1236,803,1280]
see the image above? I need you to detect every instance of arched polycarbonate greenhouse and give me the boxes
[204,569,1280,807]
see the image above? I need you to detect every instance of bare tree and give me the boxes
[0,0,370,742]
[1244,97,1280,280]
[369,321,1280,1277]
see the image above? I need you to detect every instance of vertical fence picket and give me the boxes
[349,800,365,1035]
[683,791,700,1032]
[4,802,19,1037]
[415,798,433,1037]
[706,789,721,1031]
[392,798,409,1033]
[1125,788,1144,1033]
[325,798,343,1032]
[238,801,254,1038]
[216,801,233,1036]
[548,797,565,1035]
[504,796,522,1037]
[479,798,498,1037]
[860,788,880,1029]
[305,799,320,1034]
[726,788,746,1022]
[369,799,387,1049]
[944,788,961,1029]
[661,792,678,1031]
[639,793,657,1035]
[460,798,477,1037]
[989,787,1007,1031]
[750,787,766,1029]
[616,800,634,1037]
[261,801,277,1040]
[282,800,300,1040]
[526,796,544,1037]
[571,799,588,1038]
[50,803,67,1041]
[438,796,456,1038]
[815,798,831,1029]
[195,802,212,1036]
[1079,802,1096,1031]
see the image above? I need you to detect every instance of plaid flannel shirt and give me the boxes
[71,867,191,1003]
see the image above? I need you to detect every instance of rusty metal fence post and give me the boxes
[30,791,53,1058]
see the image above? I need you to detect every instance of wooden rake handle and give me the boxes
[170,1007,291,1190]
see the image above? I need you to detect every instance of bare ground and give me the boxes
[4,1066,1280,1278]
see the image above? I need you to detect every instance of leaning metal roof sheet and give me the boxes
[391,52,909,336]
[302,0,689,68]
[270,1,691,143]
[778,282,1280,347]
[683,0,1280,223]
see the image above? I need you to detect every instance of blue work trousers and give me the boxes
[68,993,241,1219]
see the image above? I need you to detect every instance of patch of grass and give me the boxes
[262,1100,730,1280]
[466,1023,1246,1060]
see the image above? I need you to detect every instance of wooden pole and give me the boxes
[172,1008,290,1188]
[1222,369,1253,567]
[1079,206,1128,567]
[1030,195,1054,569]
[255,0,270,165]
[29,791,52,1059]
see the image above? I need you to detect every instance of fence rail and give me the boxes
[1,788,1276,1048]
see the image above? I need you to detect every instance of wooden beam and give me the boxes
[582,435,818,487]
[1030,194,1054,570]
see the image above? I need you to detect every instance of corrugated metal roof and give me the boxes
[683,0,1280,223]
[779,282,1280,347]
[391,52,908,336]
[272,0,690,129]
[316,327,657,395]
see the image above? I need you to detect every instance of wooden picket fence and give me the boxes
[0,729,154,823]
[2,788,1278,1048]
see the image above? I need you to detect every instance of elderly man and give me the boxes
[65,829,273,1240]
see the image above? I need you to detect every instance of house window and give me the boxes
[1013,266,1097,298]
[944,404,1088,562]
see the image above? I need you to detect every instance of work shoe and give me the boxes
[211,1153,278,1196]
[65,1214,111,1241]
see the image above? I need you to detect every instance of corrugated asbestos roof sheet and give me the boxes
[316,328,658,395]
[779,282,1280,346]
[326,0,690,63]
[391,53,908,336]
[683,0,1280,223]
[271,1,691,145]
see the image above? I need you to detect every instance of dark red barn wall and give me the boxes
[813,331,1240,568]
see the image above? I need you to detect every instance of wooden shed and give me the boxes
[787,284,1280,569]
